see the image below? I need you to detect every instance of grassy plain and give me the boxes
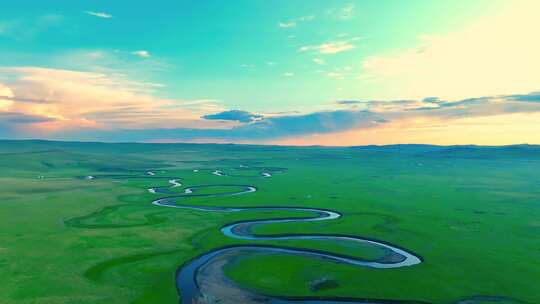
[0,140,539,303]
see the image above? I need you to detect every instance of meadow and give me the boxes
[0,140,538,304]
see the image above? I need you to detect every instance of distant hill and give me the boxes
[414,144,540,159]
[347,144,540,159]
[1,140,539,159]
[349,144,444,154]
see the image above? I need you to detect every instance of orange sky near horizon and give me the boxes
[270,113,540,146]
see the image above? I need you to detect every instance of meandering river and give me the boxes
[148,173,423,303]
[74,170,522,304]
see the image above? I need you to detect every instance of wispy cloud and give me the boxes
[326,72,345,79]
[324,66,352,79]
[45,49,170,93]
[0,14,64,40]
[312,58,325,65]
[299,15,316,22]
[0,67,224,133]
[278,14,315,29]
[300,40,355,54]
[340,3,355,20]
[278,21,296,28]
[283,72,295,77]
[85,11,113,19]
[131,50,151,58]
[336,92,540,117]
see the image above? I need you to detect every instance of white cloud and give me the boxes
[299,15,316,22]
[324,66,353,80]
[300,40,355,54]
[278,15,315,29]
[283,72,295,77]
[0,67,225,131]
[85,11,113,19]
[312,58,325,65]
[327,72,345,79]
[0,84,14,98]
[0,83,14,111]
[131,50,151,58]
[360,1,540,101]
[278,21,296,28]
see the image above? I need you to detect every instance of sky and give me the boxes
[1,0,540,146]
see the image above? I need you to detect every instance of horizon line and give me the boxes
[1,138,538,149]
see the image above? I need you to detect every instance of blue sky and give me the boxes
[1,0,539,145]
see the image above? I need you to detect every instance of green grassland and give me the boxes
[0,140,539,303]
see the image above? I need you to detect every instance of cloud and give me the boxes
[0,14,64,40]
[0,83,15,111]
[336,92,540,119]
[326,72,345,79]
[339,3,355,20]
[360,1,540,101]
[321,66,353,80]
[278,21,296,28]
[312,58,325,65]
[299,37,361,55]
[337,100,362,105]
[299,15,316,22]
[0,112,55,124]
[278,15,315,29]
[47,50,170,90]
[300,41,354,54]
[0,111,57,138]
[202,110,263,123]
[131,50,151,58]
[85,11,113,18]
[245,110,377,138]
[283,72,294,77]
[3,80,540,144]
[62,109,383,143]
[507,92,540,103]
[0,67,225,134]
[0,85,14,99]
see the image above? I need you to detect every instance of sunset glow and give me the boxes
[1,0,539,145]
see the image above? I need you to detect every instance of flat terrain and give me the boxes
[0,140,539,303]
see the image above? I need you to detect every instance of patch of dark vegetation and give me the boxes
[40,161,55,168]
[309,277,339,292]
[14,187,65,194]
[454,295,529,303]
[455,208,507,216]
